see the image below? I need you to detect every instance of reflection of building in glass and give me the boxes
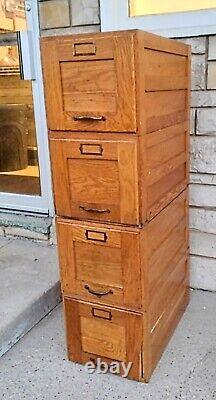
[0,45,19,75]
[0,0,26,32]
[1,0,25,13]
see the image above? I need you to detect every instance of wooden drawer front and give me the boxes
[41,33,136,132]
[50,137,139,225]
[57,221,142,309]
[65,298,143,380]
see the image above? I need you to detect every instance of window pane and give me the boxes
[0,34,41,196]
[130,0,216,16]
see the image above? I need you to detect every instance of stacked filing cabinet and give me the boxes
[41,30,190,382]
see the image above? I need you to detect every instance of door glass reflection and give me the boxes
[0,4,41,196]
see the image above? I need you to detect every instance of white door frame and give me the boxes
[0,0,54,216]
[100,0,216,37]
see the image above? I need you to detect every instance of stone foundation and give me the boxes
[0,211,56,244]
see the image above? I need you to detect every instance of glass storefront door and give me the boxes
[0,1,53,214]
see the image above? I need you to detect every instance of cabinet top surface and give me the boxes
[41,29,190,54]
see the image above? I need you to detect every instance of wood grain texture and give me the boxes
[65,298,143,380]
[149,280,189,378]
[61,59,116,113]
[135,30,190,136]
[49,135,139,225]
[49,127,187,225]
[60,191,189,382]
[140,121,188,222]
[145,90,187,133]
[57,220,142,310]
[41,33,136,132]
[144,49,188,91]
[41,29,189,135]
[41,30,190,383]
[40,39,64,131]
[140,190,189,381]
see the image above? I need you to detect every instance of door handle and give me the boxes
[73,115,106,122]
[85,285,113,298]
[79,206,111,214]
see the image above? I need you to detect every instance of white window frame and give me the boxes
[100,0,216,37]
[0,0,54,216]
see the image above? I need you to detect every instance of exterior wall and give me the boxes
[0,1,215,292]
[176,35,216,291]
[38,0,100,36]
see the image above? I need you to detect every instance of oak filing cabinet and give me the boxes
[41,30,190,382]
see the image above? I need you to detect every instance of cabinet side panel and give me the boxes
[150,279,189,375]
[142,31,189,56]
[145,121,188,220]
[146,190,189,378]
[136,32,190,135]
[137,34,190,222]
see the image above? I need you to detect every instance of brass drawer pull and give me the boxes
[85,285,113,298]
[85,230,107,243]
[79,206,111,214]
[92,307,112,320]
[74,115,106,122]
[79,144,103,156]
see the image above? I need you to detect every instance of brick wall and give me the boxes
[38,0,100,36]
[176,35,216,291]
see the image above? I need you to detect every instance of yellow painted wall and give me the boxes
[130,0,216,16]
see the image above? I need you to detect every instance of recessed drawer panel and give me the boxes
[57,220,142,310]
[64,298,143,380]
[41,33,136,132]
[50,136,139,225]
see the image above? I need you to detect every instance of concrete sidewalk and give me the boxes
[0,290,216,399]
[0,237,61,358]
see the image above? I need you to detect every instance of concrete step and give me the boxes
[0,237,61,357]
